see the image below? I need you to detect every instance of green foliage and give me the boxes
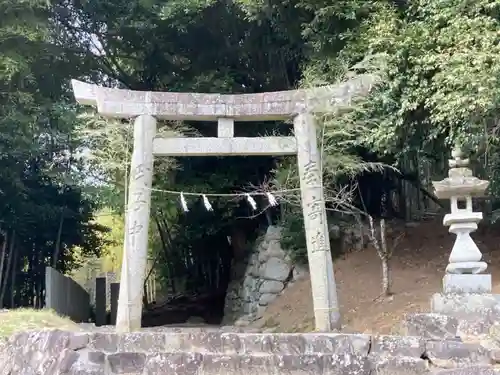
[3,0,500,304]
[279,206,308,264]
[0,0,108,308]
[319,0,500,160]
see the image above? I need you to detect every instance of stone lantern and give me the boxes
[432,146,491,294]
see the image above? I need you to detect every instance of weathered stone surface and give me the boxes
[108,352,147,374]
[265,334,308,355]
[145,353,203,375]
[369,356,429,375]
[57,349,81,372]
[88,332,119,352]
[431,293,500,321]
[259,293,277,306]
[371,335,425,358]
[87,351,106,365]
[457,319,493,339]
[403,313,459,340]
[69,333,90,350]
[259,257,291,281]
[323,353,369,375]
[68,359,105,375]
[425,340,491,368]
[118,332,166,352]
[275,354,325,375]
[2,328,498,375]
[433,367,496,374]
[259,280,284,294]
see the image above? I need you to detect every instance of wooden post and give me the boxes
[110,282,119,325]
[116,114,157,332]
[294,112,341,331]
[95,277,106,326]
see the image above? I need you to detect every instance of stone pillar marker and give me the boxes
[432,146,491,294]
[116,114,157,332]
[294,113,340,331]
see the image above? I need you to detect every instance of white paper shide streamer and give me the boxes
[180,192,189,212]
[245,193,257,210]
[202,194,213,211]
[266,192,278,207]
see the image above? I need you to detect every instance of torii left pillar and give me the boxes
[116,114,156,332]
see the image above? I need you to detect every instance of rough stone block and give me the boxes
[432,367,496,374]
[68,333,90,351]
[425,340,491,368]
[324,353,369,375]
[145,352,203,375]
[274,334,311,355]
[233,355,274,375]
[274,354,325,375]
[443,274,492,294]
[108,352,147,374]
[403,313,459,340]
[117,332,166,352]
[200,354,243,375]
[368,356,429,375]
[431,293,500,321]
[185,332,242,354]
[238,333,274,354]
[312,334,371,356]
[68,358,105,375]
[457,319,493,339]
[371,335,425,357]
[88,333,119,352]
[57,349,80,372]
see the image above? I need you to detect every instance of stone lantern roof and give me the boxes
[432,147,489,200]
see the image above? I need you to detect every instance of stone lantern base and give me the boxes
[431,291,500,324]
[442,273,492,294]
[431,273,495,321]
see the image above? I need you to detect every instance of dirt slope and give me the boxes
[254,219,500,334]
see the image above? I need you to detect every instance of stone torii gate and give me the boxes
[71,75,375,332]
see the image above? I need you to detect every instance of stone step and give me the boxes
[8,350,499,375]
[2,329,498,374]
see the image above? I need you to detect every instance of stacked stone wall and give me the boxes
[1,320,499,375]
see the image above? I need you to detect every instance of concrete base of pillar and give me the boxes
[443,273,492,294]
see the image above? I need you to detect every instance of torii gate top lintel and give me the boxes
[71,74,375,121]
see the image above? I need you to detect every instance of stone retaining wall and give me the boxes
[1,325,498,374]
[223,226,306,325]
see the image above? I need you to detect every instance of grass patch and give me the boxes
[0,309,80,339]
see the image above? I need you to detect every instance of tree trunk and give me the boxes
[381,256,391,296]
[379,219,392,296]
[52,208,65,268]
[0,231,8,297]
[0,232,15,305]
[10,247,18,308]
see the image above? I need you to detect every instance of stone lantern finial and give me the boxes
[431,146,491,294]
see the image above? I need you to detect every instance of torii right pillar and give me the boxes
[431,147,495,318]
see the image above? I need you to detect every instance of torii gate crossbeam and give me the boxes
[71,75,376,332]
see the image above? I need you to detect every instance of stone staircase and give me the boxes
[1,318,499,375]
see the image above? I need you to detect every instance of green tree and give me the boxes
[0,0,107,308]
